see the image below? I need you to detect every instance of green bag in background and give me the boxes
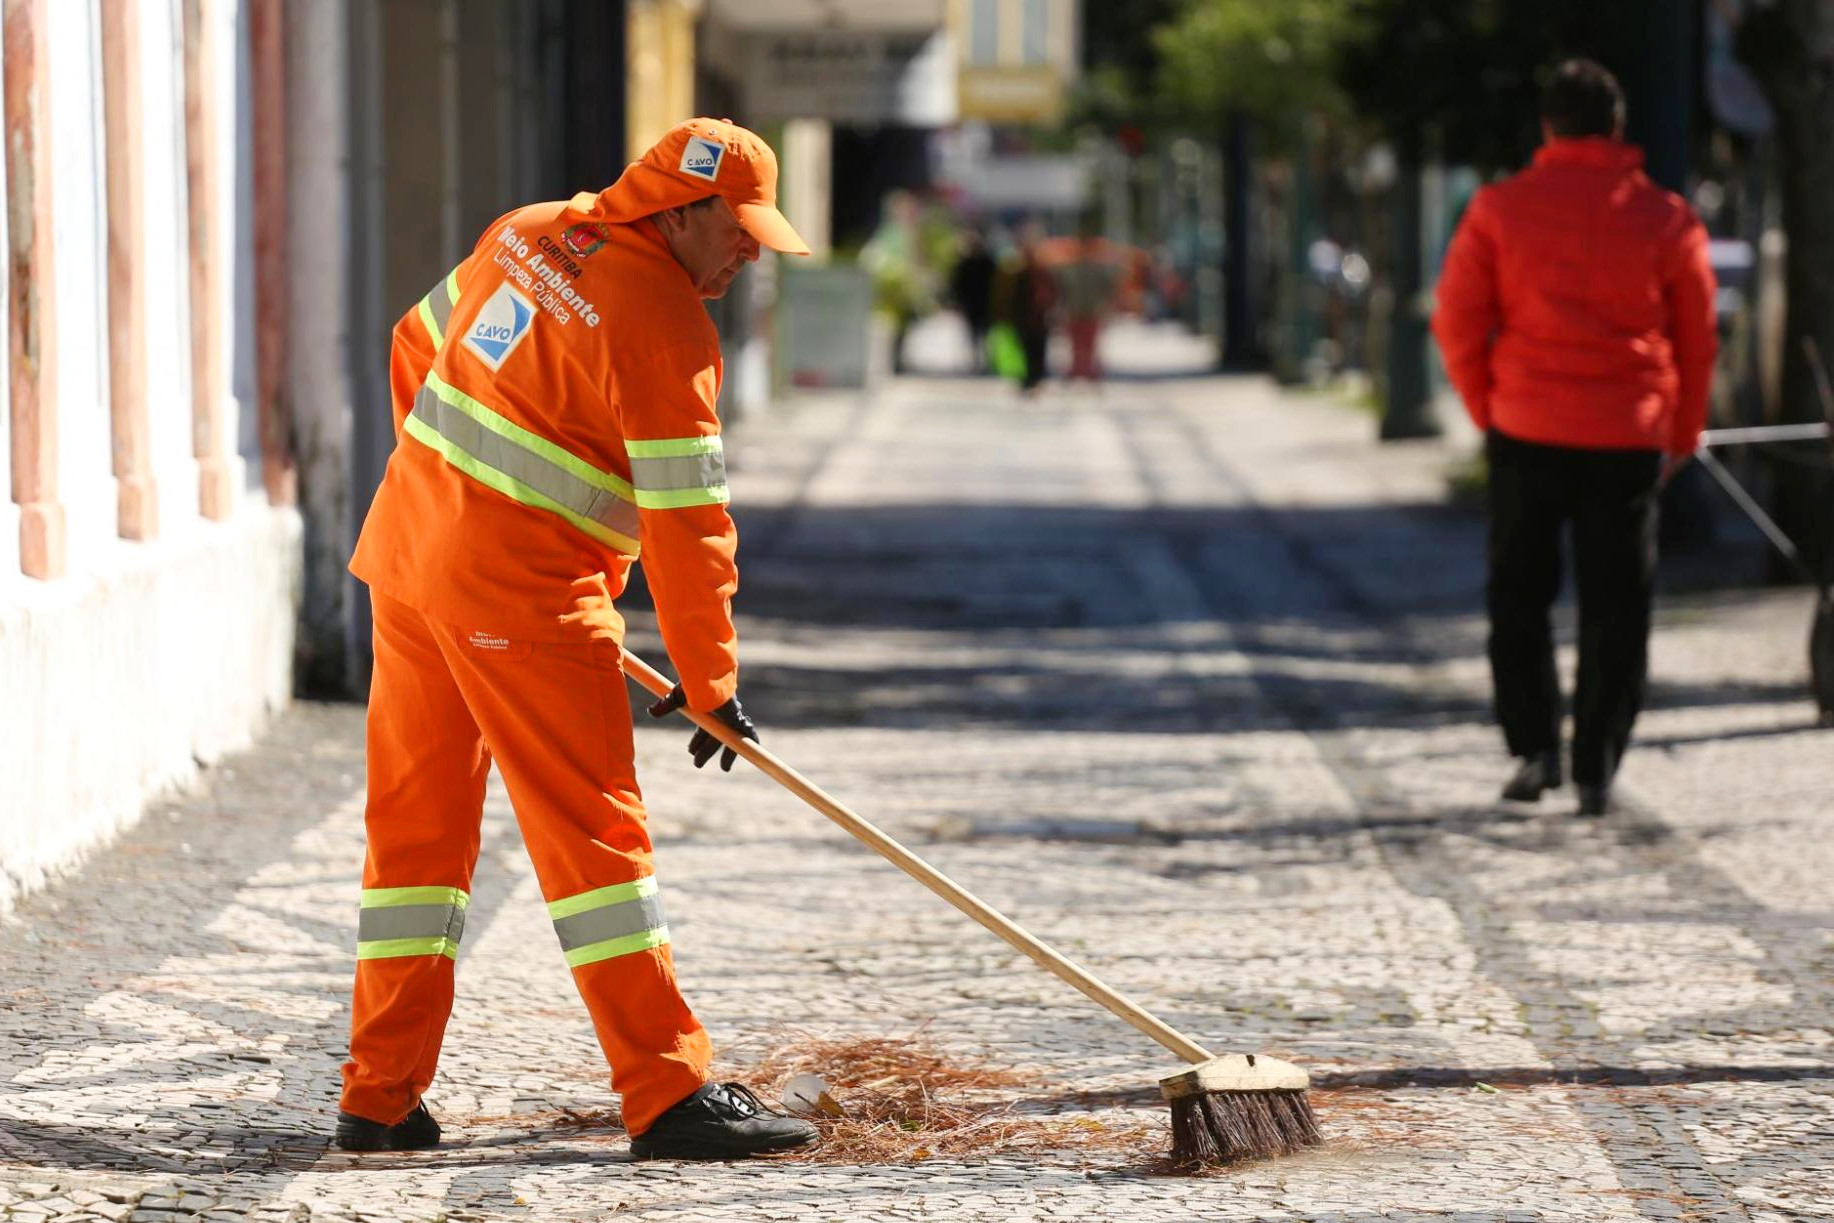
[987,323,1027,382]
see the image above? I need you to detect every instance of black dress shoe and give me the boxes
[334,1101,441,1152]
[1576,784,1611,816]
[630,1082,818,1161]
[1501,751,1562,802]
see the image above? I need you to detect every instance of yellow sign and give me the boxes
[957,65,1064,124]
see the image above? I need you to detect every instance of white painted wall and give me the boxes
[47,0,115,575]
[143,0,201,538]
[0,507,300,912]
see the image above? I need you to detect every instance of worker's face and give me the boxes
[659,198,761,299]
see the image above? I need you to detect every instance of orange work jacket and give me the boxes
[350,196,739,711]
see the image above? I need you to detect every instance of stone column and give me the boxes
[101,0,157,541]
[286,0,354,693]
[249,0,292,506]
[183,0,232,521]
[782,119,833,261]
[4,0,63,578]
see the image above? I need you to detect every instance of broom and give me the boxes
[624,650,1322,1167]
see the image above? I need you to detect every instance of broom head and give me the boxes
[1160,1052,1321,1166]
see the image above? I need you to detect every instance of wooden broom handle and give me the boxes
[623,649,1215,1066]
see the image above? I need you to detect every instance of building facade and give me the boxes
[0,0,299,911]
[8,0,1021,912]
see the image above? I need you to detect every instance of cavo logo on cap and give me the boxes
[462,282,535,371]
[678,136,725,182]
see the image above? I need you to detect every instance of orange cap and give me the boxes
[589,118,810,256]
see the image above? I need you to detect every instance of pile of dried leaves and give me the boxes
[737,1034,1165,1165]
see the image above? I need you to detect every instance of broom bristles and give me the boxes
[1168,1087,1321,1167]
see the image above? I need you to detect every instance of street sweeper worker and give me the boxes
[335,118,820,1161]
[1431,60,1718,817]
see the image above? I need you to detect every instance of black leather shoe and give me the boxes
[1576,784,1611,816]
[334,1101,441,1152]
[1501,751,1562,802]
[629,1083,818,1161]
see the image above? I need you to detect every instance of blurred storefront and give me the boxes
[699,1,954,390]
[951,0,1079,127]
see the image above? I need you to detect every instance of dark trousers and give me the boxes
[1018,325,1049,390]
[1486,430,1662,786]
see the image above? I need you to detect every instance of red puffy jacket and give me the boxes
[1431,138,1718,456]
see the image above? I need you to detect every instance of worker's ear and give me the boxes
[654,206,689,237]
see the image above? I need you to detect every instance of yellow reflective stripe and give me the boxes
[628,435,728,509]
[361,886,470,910]
[416,266,462,348]
[548,878,668,969]
[403,414,640,553]
[546,876,658,921]
[426,372,634,498]
[417,298,444,348]
[635,486,730,509]
[356,886,468,959]
[408,378,643,547]
[625,436,722,459]
[563,927,670,969]
[357,936,460,961]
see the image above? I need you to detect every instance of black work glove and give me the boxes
[647,686,758,772]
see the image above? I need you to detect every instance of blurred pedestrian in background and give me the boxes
[1431,59,1718,817]
[859,190,941,376]
[995,223,1059,396]
[948,227,998,375]
[1055,221,1121,388]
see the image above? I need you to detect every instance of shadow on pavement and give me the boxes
[613,498,1821,736]
[1038,1059,1834,1115]
[1309,1063,1834,1090]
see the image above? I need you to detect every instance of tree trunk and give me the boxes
[1740,1,1834,572]
[1220,112,1263,370]
[1381,138,1438,439]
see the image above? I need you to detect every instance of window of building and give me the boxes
[1022,0,1049,64]
[969,0,1000,65]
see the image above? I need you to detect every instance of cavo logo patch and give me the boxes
[462,282,535,370]
[678,136,725,182]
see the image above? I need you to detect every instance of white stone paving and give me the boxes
[3,342,1829,1220]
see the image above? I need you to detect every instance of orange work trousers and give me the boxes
[340,591,711,1136]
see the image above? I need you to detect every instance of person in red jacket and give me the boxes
[1432,60,1718,816]
[336,119,819,1161]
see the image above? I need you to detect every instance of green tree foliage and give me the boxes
[1085,0,1186,97]
[1336,0,1647,168]
[1152,0,1358,143]
[1071,0,1185,129]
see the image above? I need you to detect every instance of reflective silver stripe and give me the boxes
[552,891,666,952]
[425,271,458,333]
[358,903,468,947]
[356,886,469,961]
[409,380,643,551]
[625,436,729,509]
[547,877,670,967]
[416,269,461,347]
[630,451,726,498]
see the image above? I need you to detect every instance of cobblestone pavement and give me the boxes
[4,327,1831,1221]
